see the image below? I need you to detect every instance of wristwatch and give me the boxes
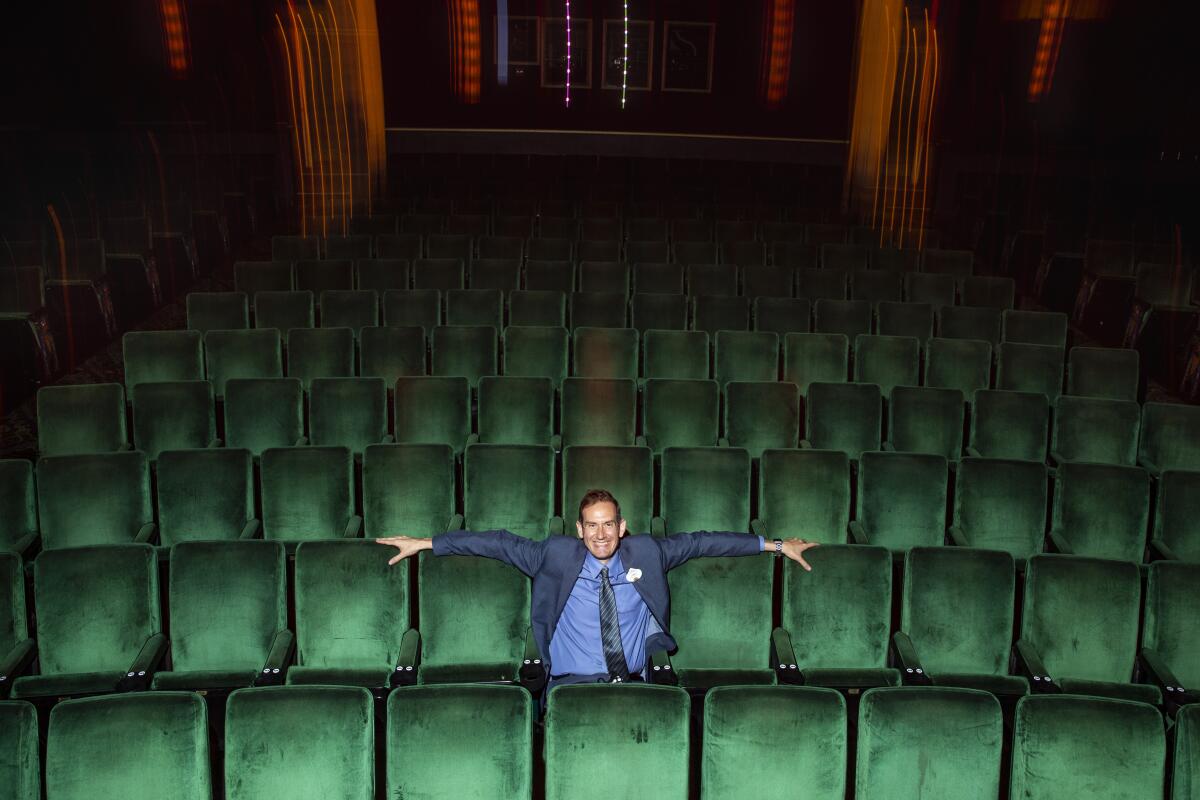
[773,539,784,556]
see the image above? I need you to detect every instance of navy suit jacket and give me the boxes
[432,530,763,675]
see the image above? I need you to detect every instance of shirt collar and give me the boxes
[582,548,625,580]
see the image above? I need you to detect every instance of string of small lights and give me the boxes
[621,0,629,108]
[564,0,572,107]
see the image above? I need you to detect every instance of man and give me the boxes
[377,489,817,691]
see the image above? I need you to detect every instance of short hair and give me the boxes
[578,489,622,523]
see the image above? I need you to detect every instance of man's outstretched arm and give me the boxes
[659,531,818,572]
[377,530,546,576]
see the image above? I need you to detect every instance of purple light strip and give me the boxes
[565,0,571,107]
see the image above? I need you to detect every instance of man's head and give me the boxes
[576,489,627,563]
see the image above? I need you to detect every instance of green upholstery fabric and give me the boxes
[14,544,159,699]
[260,447,355,542]
[382,289,440,333]
[771,241,815,269]
[561,378,637,447]
[875,246,920,271]
[856,687,1002,800]
[782,332,848,392]
[432,324,497,387]
[325,235,372,260]
[854,334,919,398]
[724,381,800,458]
[630,292,686,332]
[804,381,882,460]
[1011,695,1164,800]
[922,248,974,277]
[677,242,719,267]
[204,329,282,399]
[46,693,209,800]
[579,261,629,294]
[0,460,37,553]
[0,701,38,799]
[997,342,1065,402]
[503,326,569,385]
[273,234,320,261]
[470,256,521,288]
[888,385,964,460]
[573,326,638,379]
[376,234,421,259]
[37,451,152,549]
[1051,462,1150,561]
[393,376,471,454]
[877,301,934,343]
[320,290,378,336]
[447,289,503,328]
[797,269,847,301]
[660,446,750,535]
[308,377,388,453]
[688,266,735,300]
[1021,554,1155,701]
[355,259,410,293]
[1143,562,1200,689]
[643,330,709,380]
[1174,704,1200,800]
[362,444,455,538]
[924,337,992,397]
[223,377,304,456]
[960,276,1015,309]
[156,448,255,546]
[1067,346,1139,401]
[904,272,956,306]
[1139,402,1200,475]
[525,260,574,293]
[225,686,373,800]
[545,685,689,800]
[851,270,902,304]
[509,290,567,327]
[478,376,554,445]
[123,330,204,391]
[823,242,870,271]
[152,541,286,689]
[969,389,1049,461]
[692,295,750,335]
[387,685,532,799]
[1003,309,1068,347]
[632,263,683,295]
[570,291,627,329]
[1154,470,1200,561]
[938,306,1002,347]
[951,457,1047,560]
[753,297,811,335]
[1052,395,1140,465]
[563,446,653,534]
[37,383,126,456]
[186,291,248,332]
[427,234,472,262]
[702,686,846,800]
[131,380,215,460]
[465,444,555,538]
[1054,678,1163,705]
[287,327,354,390]
[757,448,850,542]
[855,451,948,551]
[254,290,314,336]
[413,258,465,291]
[813,299,871,342]
[714,331,778,386]
[1,552,28,669]
[742,268,795,302]
[643,379,719,455]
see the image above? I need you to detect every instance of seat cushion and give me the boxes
[933,672,1030,697]
[150,669,259,691]
[10,671,123,699]
[286,665,395,688]
[802,667,901,688]
[417,663,519,684]
[675,668,776,690]
[1057,678,1161,706]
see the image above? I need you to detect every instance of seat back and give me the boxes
[355,259,410,293]
[753,297,810,334]
[888,385,964,460]
[234,260,294,295]
[692,295,750,334]
[630,293,685,332]
[969,389,1049,461]
[997,342,1064,402]
[687,264,736,296]
[961,276,1015,309]
[938,306,1002,346]
[478,376,554,445]
[382,289,440,333]
[321,290,378,335]
[447,289,503,328]
[714,330,778,386]
[509,290,566,327]
[286,327,355,390]
[432,325,497,387]
[857,451,947,551]
[643,379,719,455]
[1139,402,1200,473]
[1052,395,1140,465]
[952,457,1047,559]
[1155,470,1200,561]
[464,444,555,538]
[643,330,709,380]
[924,337,991,397]
[37,452,152,549]
[0,461,37,553]
[308,377,387,453]
[260,447,354,542]
[1052,462,1150,562]
[758,448,850,542]
[503,326,568,385]
[877,301,934,343]
[805,382,882,459]
[393,376,470,453]
[822,242,870,271]
[37,383,127,456]
[122,330,204,391]
[723,381,800,458]
[854,334,919,398]
[157,448,255,546]
[131,380,215,461]
[570,291,627,329]
[254,290,314,336]
[0,551,28,659]
[921,248,975,277]
[1003,309,1068,347]
[578,261,629,295]
[573,327,638,379]
[850,270,902,304]
[325,234,372,260]
[813,299,871,342]
[782,332,848,392]
[471,253,522,284]
[204,329,283,399]
[296,261,355,302]
[359,326,424,383]
[562,446,653,535]
[376,234,422,261]
[561,378,637,447]
[1066,346,1139,401]
[362,444,455,538]
[798,269,848,301]
[904,272,956,306]
[272,234,320,261]
[0,699,38,799]
[632,262,684,295]
[1144,561,1200,690]
[413,257,465,291]
[525,260,575,292]
[223,378,304,456]
[741,266,792,299]
[186,291,248,332]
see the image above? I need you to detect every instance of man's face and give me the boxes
[576,501,627,563]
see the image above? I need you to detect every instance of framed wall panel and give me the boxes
[661,22,715,93]
[601,20,654,91]
[541,17,592,88]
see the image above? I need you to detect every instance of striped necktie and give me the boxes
[598,567,629,681]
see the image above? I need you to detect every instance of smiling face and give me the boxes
[576,499,627,563]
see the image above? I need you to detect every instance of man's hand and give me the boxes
[780,538,818,572]
[376,536,434,565]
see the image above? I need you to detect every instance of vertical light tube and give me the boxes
[565,0,572,107]
[621,0,629,108]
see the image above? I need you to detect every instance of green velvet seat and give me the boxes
[877,301,934,343]
[325,234,372,260]
[272,234,319,261]
[813,299,871,343]
[782,332,848,392]
[260,447,360,544]
[626,241,668,264]
[503,326,569,385]
[630,292,686,332]
[922,248,974,278]
[13,544,162,699]
[37,451,154,549]
[375,234,421,260]
[1174,703,1200,798]
[753,297,811,334]
[1010,695,1165,799]
[997,342,1065,402]
[771,241,815,269]
[822,242,870,271]
[642,379,719,455]
[387,685,533,799]
[904,272,956,306]
[578,261,629,295]
[875,246,921,272]
[723,240,767,267]
[714,330,778,386]
[427,235,472,264]
[898,547,1028,695]
[692,295,750,335]
[413,257,465,291]
[1067,346,1139,401]
[754,448,850,543]
[320,290,378,336]
[234,261,294,296]
[562,446,653,534]
[0,553,34,693]
[254,290,314,338]
[851,451,948,552]
[742,267,794,301]
[924,337,992,398]
[1152,470,1200,561]
[509,290,566,327]
[298,260,355,299]
[1051,395,1140,466]
[1018,554,1159,704]
[204,329,283,400]
[938,305,1002,347]
[679,246,722,273]
[432,324,497,387]
[447,289,503,328]
[854,334,919,398]
[570,291,627,329]
[798,269,848,301]
[573,326,638,379]
[469,257,521,289]
[775,544,899,688]
[962,276,1016,309]
[0,460,39,554]
[286,327,354,391]
[122,330,204,392]
[186,291,248,333]
[1142,561,1200,701]
[1139,402,1200,476]
[131,380,216,461]
[526,241,572,265]
[37,383,127,457]
[0,700,38,798]
[642,330,709,380]
[561,377,637,447]
[724,381,800,459]
[1050,462,1150,562]
[802,381,882,460]
[478,376,554,445]
[45,692,209,800]
[358,326,425,383]
[153,541,289,691]
[967,389,1049,461]
[355,259,410,293]
[701,686,846,800]
[850,269,902,304]
[479,236,525,260]
[632,262,683,295]
[525,260,575,293]
[856,687,1002,799]
[382,289,440,334]
[393,376,471,454]
[658,446,775,688]
[224,685,373,800]
[223,378,305,456]
[308,377,389,454]
[545,684,690,800]
[887,385,965,460]
[156,448,257,546]
[1003,308,1068,347]
[362,443,457,539]
[949,457,1047,561]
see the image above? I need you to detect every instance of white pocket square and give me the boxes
[626,568,642,583]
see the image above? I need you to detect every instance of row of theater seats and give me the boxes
[5,684,1191,799]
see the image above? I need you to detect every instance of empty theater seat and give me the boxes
[1151,470,1200,561]
[0,461,38,555]
[122,329,204,391]
[37,383,127,457]
[308,377,390,453]
[1067,346,1139,401]
[260,447,360,545]
[949,457,1047,561]
[1138,402,1200,475]
[886,385,965,460]
[1049,462,1150,562]
[1141,561,1200,704]
[37,451,155,549]
[503,326,569,385]
[783,332,848,392]
[509,289,566,327]
[803,382,882,460]
[156,448,257,546]
[850,451,948,552]
[923,337,991,398]
[131,380,216,461]
[967,389,1049,462]
[642,379,720,455]
[223,377,306,456]
[478,376,555,446]
[1050,395,1140,466]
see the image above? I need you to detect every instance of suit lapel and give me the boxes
[552,540,587,627]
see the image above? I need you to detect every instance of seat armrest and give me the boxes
[635,435,648,448]
[12,531,39,558]
[381,434,395,444]
[1140,456,1162,477]
[119,442,133,451]
[255,629,295,687]
[295,436,309,446]
[1048,450,1066,468]
[892,631,931,685]
[1148,538,1179,561]
[446,514,464,532]
[718,437,730,447]
[750,518,768,540]
[466,433,480,447]
[947,525,970,547]
[549,516,565,536]
[966,446,982,458]
[390,628,421,688]
[799,439,813,449]
[119,632,168,692]
[519,627,547,694]
[551,434,562,453]
[134,522,158,544]
[1014,638,1056,691]
[0,638,37,695]
[651,517,665,537]
[1048,528,1073,554]
[208,438,223,448]
[1140,647,1187,695]
[647,648,677,686]
[770,627,802,685]
[343,515,363,538]
[848,520,869,545]
[882,441,895,452]
[239,519,262,540]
